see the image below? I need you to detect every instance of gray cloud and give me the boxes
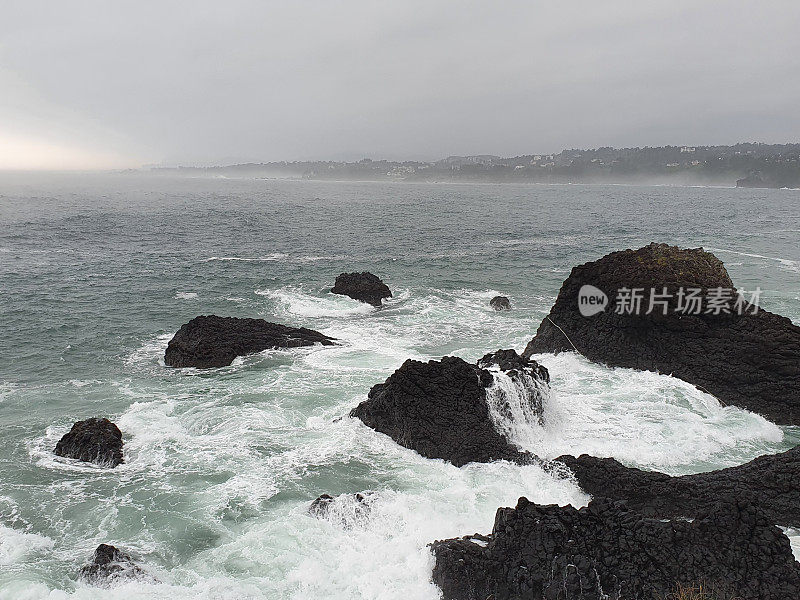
[2,0,799,168]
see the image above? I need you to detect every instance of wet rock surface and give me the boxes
[431,496,800,600]
[164,315,335,368]
[556,446,800,527]
[524,243,800,425]
[78,544,147,586]
[331,272,392,307]
[350,350,547,466]
[489,295,511,310]
[54,418,123,467]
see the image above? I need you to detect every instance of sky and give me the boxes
[1,1,799,170]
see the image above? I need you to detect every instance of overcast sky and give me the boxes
[1,1,799,169]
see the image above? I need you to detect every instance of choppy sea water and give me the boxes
[1,173,799,599]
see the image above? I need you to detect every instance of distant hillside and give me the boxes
[150,143,800,188]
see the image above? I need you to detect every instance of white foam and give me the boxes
[527,353,784,473]
[0,382,15,403]
[785,528,800,561]
[174,292,198,300]
[205,254,288,262]
[0,525,54,566]
[257,286,376,318]
[707,246,800,274]
[484,366,549,450]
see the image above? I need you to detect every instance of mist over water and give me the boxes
[1,174,799,599]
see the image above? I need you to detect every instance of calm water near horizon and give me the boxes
[1,174,799,599]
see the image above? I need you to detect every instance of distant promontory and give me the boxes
[149,142,800,188]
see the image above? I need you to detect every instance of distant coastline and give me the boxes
[147,142,800,189]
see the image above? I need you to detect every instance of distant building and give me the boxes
[680,146,696,153]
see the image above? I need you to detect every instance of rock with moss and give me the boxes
[524,243,800,425]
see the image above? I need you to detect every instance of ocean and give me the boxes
[1,173,799,599]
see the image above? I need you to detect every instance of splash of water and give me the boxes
[483,366,549,452]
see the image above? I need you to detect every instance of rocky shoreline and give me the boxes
[56,252,800,594]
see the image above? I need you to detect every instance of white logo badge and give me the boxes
[578,285,608,317]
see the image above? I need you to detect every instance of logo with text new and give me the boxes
[578,285,608,317]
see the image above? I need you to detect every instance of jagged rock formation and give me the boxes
[490,296,511,310]
[331,272,392,307]
[78,544,147,586]
[431,496,800,600]
[524,243,800,425]
[54,418,123,467]
[164,315,335,368]
[350,350,547,466]
[556,446,800,527]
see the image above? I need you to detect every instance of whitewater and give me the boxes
[1,173,799,599]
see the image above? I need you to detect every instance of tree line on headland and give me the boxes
[149,142,800,188]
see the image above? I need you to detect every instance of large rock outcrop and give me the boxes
[524,243,800,425]
[331,272,392,307]
[350,350,548,466]
[78,544,147,586]
[431,496,800,600]
[54,418,123,467]
[164,315,335,368]
[556,446,800,527]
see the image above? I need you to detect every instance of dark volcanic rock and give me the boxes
[490,296,511,310]
[78,544,147,586]
[350,350,548,466]
[556,446,800,527]
[331,272,392,307]
[524,243,800,425]
[164,315,335,368]
[54,418,123,467]
[431,496,800,600]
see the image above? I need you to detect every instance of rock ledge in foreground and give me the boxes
[556,446,800,527]
[431,496,800,600]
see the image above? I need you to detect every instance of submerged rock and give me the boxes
[431,496,800,600]
[524,243,800,425]
[164,315,335,368]
[331,272,392,307]
[489,296,511,310]
[54,418,123,467]
[350,349,548,466]
[78,544,147,586]
[556,446,800,527]
[309,491,377,527]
